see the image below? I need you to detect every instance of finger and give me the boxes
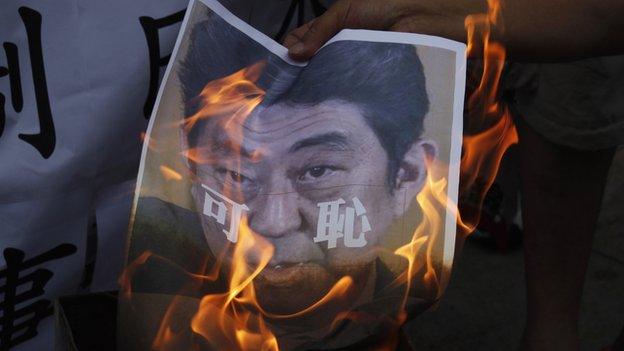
[287,0,355,60]
[283,20,315,48]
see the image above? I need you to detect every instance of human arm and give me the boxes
[284,0,624,61]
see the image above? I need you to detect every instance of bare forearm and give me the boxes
[498,0,624,60]
[285,0,624,61]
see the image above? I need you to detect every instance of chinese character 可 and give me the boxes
[315,197,372,249]
[0,7,56,159]
[0,244,77,350]
[201,184,249,243]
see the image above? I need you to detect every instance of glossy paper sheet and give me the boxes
[120,0,466,349]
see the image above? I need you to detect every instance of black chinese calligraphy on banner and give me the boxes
[1,1,337,350]
[0,244,76,350]
[1,7,55,159]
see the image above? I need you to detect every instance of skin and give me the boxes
[283,0,624,61]
[280,0,624,349]
[184,100,435,315]
[517,118,616,351]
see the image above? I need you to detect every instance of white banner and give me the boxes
[0,1,332,349]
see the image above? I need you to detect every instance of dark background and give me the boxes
[407,148,624,350]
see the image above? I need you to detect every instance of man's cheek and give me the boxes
[298,185,345,203]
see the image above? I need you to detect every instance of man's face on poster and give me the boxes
[186,99,434,313]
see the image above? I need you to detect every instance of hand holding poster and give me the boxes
[120,0,465,349]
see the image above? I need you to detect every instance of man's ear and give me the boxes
[392,140,438,217]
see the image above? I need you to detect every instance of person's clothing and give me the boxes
[126,197,432,351]
[503,56,624,150]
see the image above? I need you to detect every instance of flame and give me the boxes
[394,160,449,299]
[150,64,282,350]
[159,165,183,181]
[386,0,517,327]
[459,0,518,236]
[151,294,195,351]
[188,217,278,351]
[118,250,152,299]
[140,132,160,152]
[258,276,354,320]
[125,0,519,348]
[182,61,265,134]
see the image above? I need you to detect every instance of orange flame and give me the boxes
[395,160,449,300]
[118,251,152,299]
[159,165,183,181]
[126,0,519,348]
[189,217,278,351]
[152,64,282,351]
[182,61,265,134]
[460,0,518,236]
[140,132,160,152]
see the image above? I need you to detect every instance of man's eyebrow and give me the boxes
[210,135,254,158]
[288,132,350,153]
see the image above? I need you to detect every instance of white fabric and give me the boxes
[0,1,332,349]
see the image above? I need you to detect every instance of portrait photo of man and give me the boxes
[179,18,436,315]
[121,1,464,349]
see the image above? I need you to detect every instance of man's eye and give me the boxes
[299,166,336,181]
[228,171,248,183]
[217,168,250,184]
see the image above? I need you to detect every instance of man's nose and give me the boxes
[248,192,302,238]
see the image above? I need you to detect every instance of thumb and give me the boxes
[285,0,356,61]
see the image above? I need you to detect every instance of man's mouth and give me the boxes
[257,261,326,286]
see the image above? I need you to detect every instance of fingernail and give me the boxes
[289,42,305,55]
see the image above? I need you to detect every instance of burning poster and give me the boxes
[119,0,466,349]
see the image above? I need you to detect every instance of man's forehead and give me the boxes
[194,101,373,158]
[245,101,364,132]
[204,101,366,142]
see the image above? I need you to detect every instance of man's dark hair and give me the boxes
[179,12,429,188]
